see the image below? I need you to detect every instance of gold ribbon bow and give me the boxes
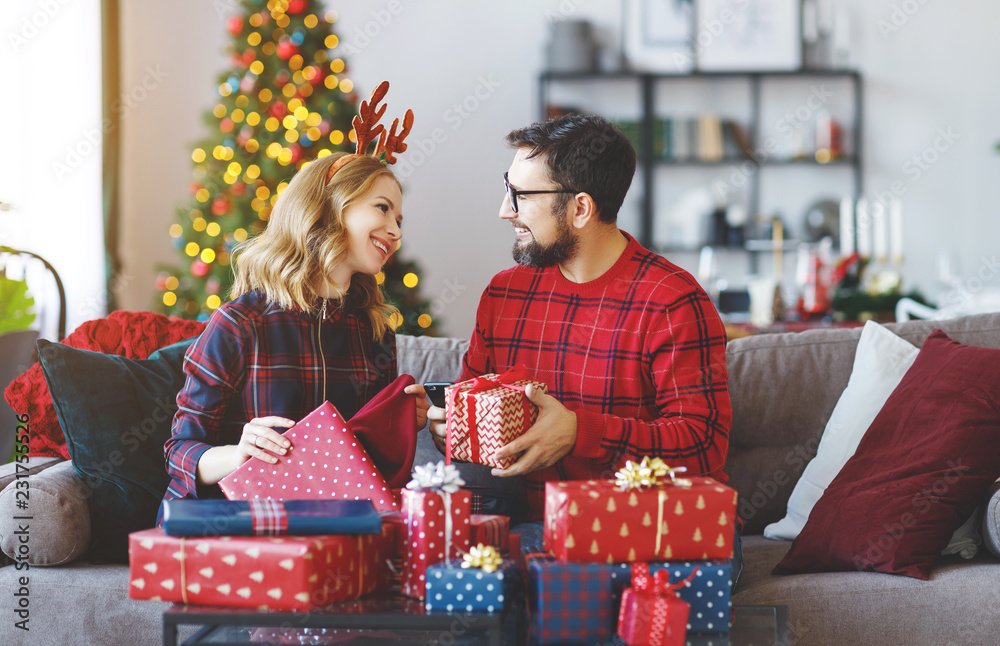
[461,543,504,574]
[614,457,692,491]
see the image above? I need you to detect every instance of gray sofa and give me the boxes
[4,315,1000,645]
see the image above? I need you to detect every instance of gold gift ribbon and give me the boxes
[614,458,691,490]
[461,543,503,574]
[613,458,692,557]
[179,537,188,604]
[655,489,667,557]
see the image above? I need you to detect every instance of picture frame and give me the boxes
[623,0,696,73]
[694,0,802,71]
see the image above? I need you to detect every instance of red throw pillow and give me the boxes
[4,311,205,459]
[774,329,1000,580]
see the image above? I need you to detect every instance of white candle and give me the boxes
[856,197,871,259]
[839,196,855,257]
[890,198,904,266]
[871,201,887,264]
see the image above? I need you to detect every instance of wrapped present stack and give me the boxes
[399,462,472,598]
[129,499,394,611]
[444,364,546,469]
[529,458,739,645]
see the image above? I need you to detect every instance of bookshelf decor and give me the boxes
[695,0,802,71]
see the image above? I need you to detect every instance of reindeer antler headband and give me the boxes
[326,80,414,181]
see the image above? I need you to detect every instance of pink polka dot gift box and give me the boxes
[218,401,399,512]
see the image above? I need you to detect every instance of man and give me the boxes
[428,114,737,583]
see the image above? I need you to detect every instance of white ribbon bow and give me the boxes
[405,461,465,493]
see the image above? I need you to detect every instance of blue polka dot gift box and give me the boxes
[424,547,517,613]
[616,561,733,634]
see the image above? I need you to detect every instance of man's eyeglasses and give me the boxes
[503,172,577,214]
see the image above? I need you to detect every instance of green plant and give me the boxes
[0,273,35,334]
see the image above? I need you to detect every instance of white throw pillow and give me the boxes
[764,320,980,557]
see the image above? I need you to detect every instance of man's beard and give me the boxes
[512,207,578,268]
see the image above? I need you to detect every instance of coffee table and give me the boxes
[164,597,788,645]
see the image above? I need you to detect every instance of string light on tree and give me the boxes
[154,0,436,335]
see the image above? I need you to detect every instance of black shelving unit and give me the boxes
[538,70,864,257]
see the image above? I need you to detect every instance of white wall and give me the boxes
[0,0,105,340]
[116,0,1000,337]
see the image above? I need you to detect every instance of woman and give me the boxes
[161,147,428,512]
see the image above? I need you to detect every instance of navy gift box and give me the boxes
[425,558,518,613]
[528,556,732,644]
[161,499,382,537]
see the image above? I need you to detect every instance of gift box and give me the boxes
[218,401,398,512]
[444,365,546,469]
[544,462,737,563]
[384,512,508,560]
[527,555,620,645]
[425,548,517,613]
[471,514,509,553]
[128,526,393,611]
[617,563,692,646]
[401,463,472,599]
[642,561,732,634]
[162,499,382,537]
[528,556,732,644]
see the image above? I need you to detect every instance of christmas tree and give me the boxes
[155,0,436,336]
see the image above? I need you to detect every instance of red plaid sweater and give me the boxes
[461,233,732,520]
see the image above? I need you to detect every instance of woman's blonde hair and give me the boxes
[231,152,401,340]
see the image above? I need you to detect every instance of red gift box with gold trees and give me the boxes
[543,459,737,563]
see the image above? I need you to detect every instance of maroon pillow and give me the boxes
[774,329,1000,580]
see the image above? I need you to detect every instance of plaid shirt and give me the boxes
[461,233,731,520]
[162,291,396,509]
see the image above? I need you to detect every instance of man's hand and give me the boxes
[403,383,430,429]
[491,384,576,477]
[427,404,448,455]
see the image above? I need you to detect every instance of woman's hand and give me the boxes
[236,416,296,465]
[404,384,430,429]
[194,416,295,486]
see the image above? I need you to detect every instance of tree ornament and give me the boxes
[226,16,243,37]
[287,0,307,15]
[212,195,230,216]
[269,101,287,119]
[191,260,209,278]
[220,118,234,133]
[241,49,256,66]
[276,39,299,60]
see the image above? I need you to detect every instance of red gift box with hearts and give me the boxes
[218,401,398,512]
[444,365,546,469]
[127,526,393,610]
